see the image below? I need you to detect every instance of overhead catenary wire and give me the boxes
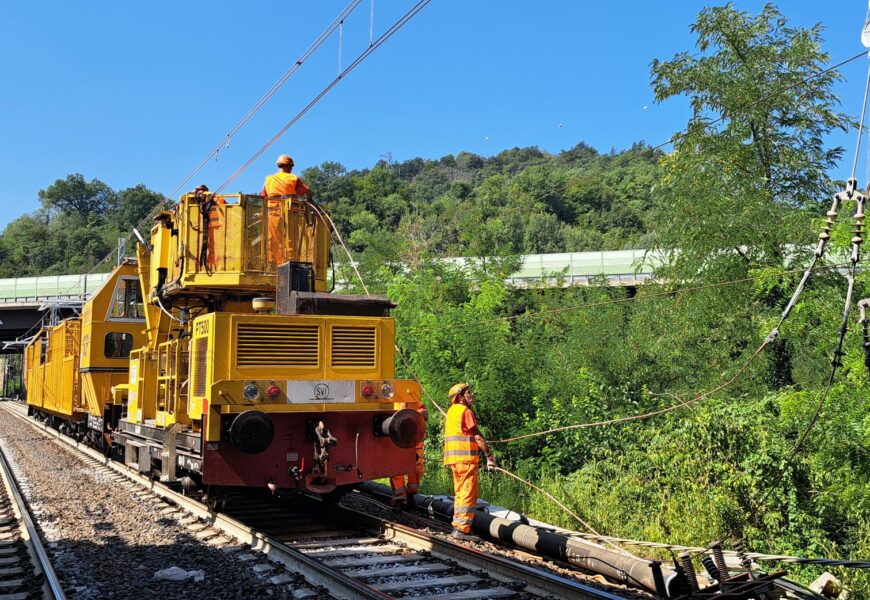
[308,202,371,296]
[308,199,448,416]
[216,0,432,193]
[752,55,870,513]
[54,45,866,310]
[489,244,849,443]
[46,0,390,301]
[491,342,769,443]
[522,524,870,569]
[169,0,364,199]
[419,47,870,240]
[651,49,869,154]
[405,262,849,338]
[492,465,637,557]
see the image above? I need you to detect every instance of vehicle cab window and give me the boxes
[104,332,134,359]
[108,277,145,321]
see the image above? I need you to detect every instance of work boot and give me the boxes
[450,529,480,542]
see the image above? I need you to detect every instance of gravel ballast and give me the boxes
[0,416,328,599]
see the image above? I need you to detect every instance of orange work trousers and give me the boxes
[450,462,479,534]
[390,442,425,505]
[207,219,221,269]
[206,202,226,270]
[267,202,285,266]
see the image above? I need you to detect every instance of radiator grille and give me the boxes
[193,337,208,397]
[331,326,376,367]
[236,323,319,366]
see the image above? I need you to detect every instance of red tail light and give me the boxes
[361,383,374,396]
[266,384,281,399]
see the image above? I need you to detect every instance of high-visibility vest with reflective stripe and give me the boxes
[443,403,479,465]
[263,172,305,197]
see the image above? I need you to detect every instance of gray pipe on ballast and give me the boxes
[473,511,687,597]
[357,482,687,597]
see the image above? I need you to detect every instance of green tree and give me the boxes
[39,173,115,218]
[301,161,353,204]
[110,184,166,232]
[650,3,854,388]
[650,3,852,278]
[1,176,166,276]
[0,214,54,276]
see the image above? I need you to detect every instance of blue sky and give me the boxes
[1,1,868,229]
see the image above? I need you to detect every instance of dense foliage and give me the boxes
[3,2,868,595]
[0,174,166,276]
[322,4,866,594]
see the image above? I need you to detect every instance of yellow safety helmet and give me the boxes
[276,154,294,167]
[448,383,469,403]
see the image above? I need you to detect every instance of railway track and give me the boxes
[0,422,65,600]
[0,400,629,600]
[222,492,622,599]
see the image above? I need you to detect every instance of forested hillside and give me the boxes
[303,141,661,257]
[0,175,166,277]
[0,142,659,278]
[2,2,868,595]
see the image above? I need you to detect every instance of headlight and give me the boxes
[380,382,395,399]
[243,382,261,402]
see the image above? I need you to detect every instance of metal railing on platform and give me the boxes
[0,273,111,304]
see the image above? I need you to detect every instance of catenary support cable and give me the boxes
[216,0,432,192]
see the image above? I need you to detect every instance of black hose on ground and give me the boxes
[358,481,687,597]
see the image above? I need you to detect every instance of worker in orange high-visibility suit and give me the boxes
[443,383,496,542]
[390,404,429,511]
[261,154,313,265]
[192,185,227,270]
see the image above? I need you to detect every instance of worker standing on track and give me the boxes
[390,403,429,511]
[261,154,313,265]
[443,383,496,542]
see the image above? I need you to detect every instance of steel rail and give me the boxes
[0,402,388,600]
[318,500,626,600]
[0,435,67,599]
[1,401,627,599]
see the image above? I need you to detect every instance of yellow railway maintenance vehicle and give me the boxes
[25,262,146,443]
[25,193,424,503]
